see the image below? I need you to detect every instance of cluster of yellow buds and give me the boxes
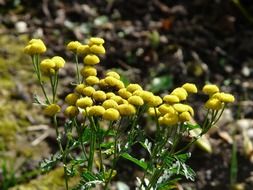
[203,84,235,110]
[24,39,47,54]
[40,56,65,75]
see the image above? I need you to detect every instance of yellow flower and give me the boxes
[24,39,46,54]
[106,92,115,99]
[148,95,163,107]
[75,84,86,94]
[128,95,144,106]
[85,76,99,85]
[171,87,188,101]
[67,41,81,52]
[82,86,95,97]
[158,104,176,115]
[205,98,223,110]
[202,84,219,95]
[106,71,121,80]
[89,37,105,45]
[90,44,106,54]
[173,103,189,112]
[102,99,118,109]
[65,106,79,117]
[88,106,105,116]
[159,113,178,126]
[65,93,79,105]
[76,97,93,108]
[93,90,106,102]
[83,54,100,65]
[52,56,65,70]
[43,104,61,116]
[110,95,123,104]
[77,44,90,55]
[163,94,180,104]
[118,88,132,99]
[103,108,120,121]
[139,91,154,103]
[126,84,143,93]
[80,66,97,77]
[104,76,119,86]
[179,111,191,122]
[118,104,136,116]
[99,79,109,89]
[185,105,194,116]
[182,83,198,93]
[40,59,56,75]
[213,92,235,103]
[147,107,160,117]
[114,80,125,90]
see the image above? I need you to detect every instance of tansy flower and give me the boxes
[75,84,86,94]
[118,88,132,99]
[88,106,105,116]
[80,66,97,77]
[65,93,79,105]
[159,113,178,126]
[103,108,120,121]
[24,39,46,54]
[205,98,223,110]
[171,87,188,101]
[102,99,118,109]
[90,44,106,54]
[67,41,81,53]
[85,76,99,85]
[148,95,163,107]
[83,54,100,65]
[89,37,105,45]
[77,44,90,55]
[126,84,143,93]
[147,107,161,117]
[163,94,180,104]
[93,90,106,102]
[173,103,189,112]
[213,92,235,103]
[182,83,198,93]
[76,97,93,108]
[65,106,79,117]
[106,92,115,99]
[52,56,65,70]
[106,71,120,80]
[128,95,144,106]
[82,86,95,97]
[202,84,219,95]
[40,59,56,75]
[110,95,123,104]
[118,104,136,116]
[158,104,176,115]
[179,111,191,122]
[43,104,61,116]
[139,91,154,103]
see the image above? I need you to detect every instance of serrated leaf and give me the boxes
[121,153,147,170]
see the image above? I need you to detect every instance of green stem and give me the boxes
[74,119,88,160]
[88,117,97,172]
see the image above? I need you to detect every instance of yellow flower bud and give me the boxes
[67,41,81,52]
[43,104,61,116]
[103,108,120,121]
[185,105,194,116]
[182,83,198,93]
[163,95,180,104]
[114,80,125,90]
[82,86,95,97]
[139,91,154,103]
[118,88,132,99]
[83,54,100,65]
[110,95,123,104]
[24,39,47,54]
[106,92,115,99]
[75,84,86,94]
[171,87,188,101]
[147,107,161,117]
[126,84,143,93]
[90,44,106,54]
[158,104,176,115]
[65,106,79,117]
[173,103,189,112]
[179,111,191,122]
[88,106,105,116]
[106,71,120,80]
[85,76,99,85]
[76,97,93,108]
[80,66,97,77]
[104,76,119,86]
[102,99,118,109]
[99,79,109,89]
[133,89,144,96]
[65,93,79,105]
[40,59,56,75]
[89,37,105,45]
[118,104,136,116]
[213,92,235,103]
[128,95,144,106]
[93,90,106,102]
[159,113,178,126]
[52,56,65,70]
[77,44,90,55]
[205,98,223,110]
[202,84,219,95]
[148,95,163,107]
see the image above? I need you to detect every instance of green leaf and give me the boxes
[121,153,148,170]
[183,123,201,130]
[148,75,173,93]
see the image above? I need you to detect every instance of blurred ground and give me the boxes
[0,0,253,189]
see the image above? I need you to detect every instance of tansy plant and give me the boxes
[24,37,235,190]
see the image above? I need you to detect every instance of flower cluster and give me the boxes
[24,39,47,54]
